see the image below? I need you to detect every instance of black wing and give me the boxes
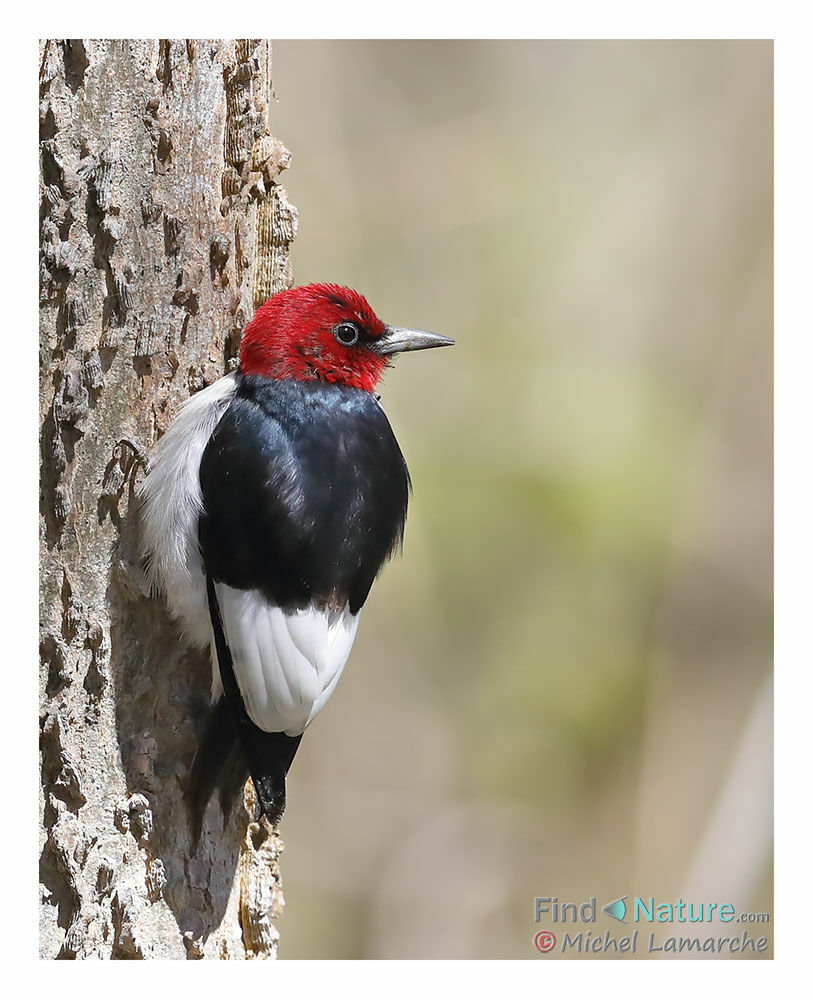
[198,374,410,613]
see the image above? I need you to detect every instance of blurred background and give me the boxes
[267,40,772,959]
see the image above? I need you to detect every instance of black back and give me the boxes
[199,373,410,614]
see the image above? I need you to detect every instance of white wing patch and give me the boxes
[138,373,238,653]
[215,584,360,736]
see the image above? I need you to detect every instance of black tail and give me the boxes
[188,693,247,848]
[188,576,303,843]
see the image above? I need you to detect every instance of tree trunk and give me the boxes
[39,38,298,959]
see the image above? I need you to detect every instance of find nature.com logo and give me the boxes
[532,895,771,956]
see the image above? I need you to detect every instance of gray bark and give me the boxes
[39,38,298,959]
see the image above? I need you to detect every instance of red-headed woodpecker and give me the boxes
[139,283,453,839]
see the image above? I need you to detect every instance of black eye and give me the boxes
[333,322,360,346]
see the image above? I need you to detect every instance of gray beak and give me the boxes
[374,325,455,356]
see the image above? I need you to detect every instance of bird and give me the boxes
[138,283,453,842]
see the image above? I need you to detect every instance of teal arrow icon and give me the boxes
[602,896,628,923]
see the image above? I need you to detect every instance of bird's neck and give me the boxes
[239,348,386,394]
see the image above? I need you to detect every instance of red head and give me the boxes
[239,283,453,393]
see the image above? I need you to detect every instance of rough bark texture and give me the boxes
[39,38,298,959]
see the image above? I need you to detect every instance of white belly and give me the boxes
[139,371,361,728]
